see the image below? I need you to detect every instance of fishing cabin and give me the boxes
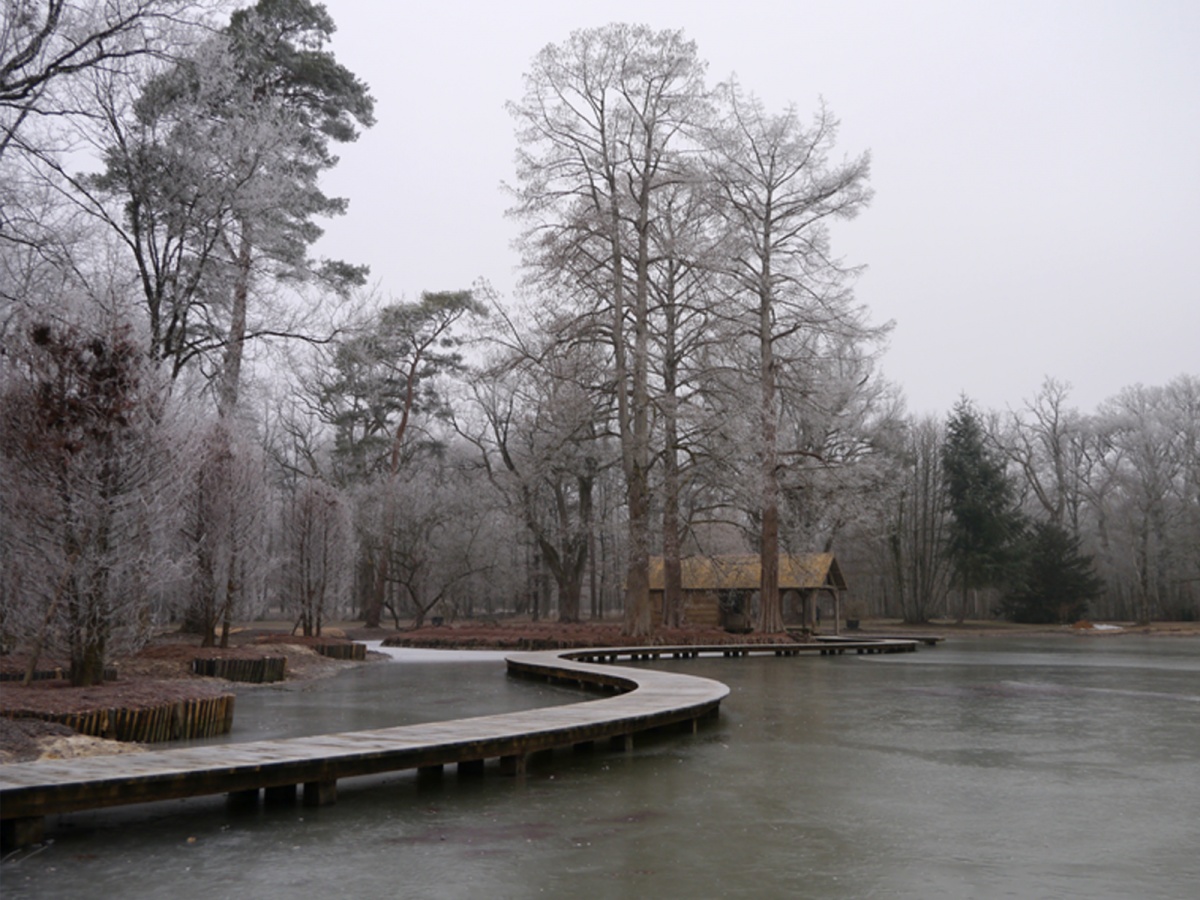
[648,554,849,634]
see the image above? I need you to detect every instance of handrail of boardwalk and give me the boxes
[0,637,917,847]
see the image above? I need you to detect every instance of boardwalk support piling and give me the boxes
[499,754,526,776]
[303,779,337,806]
[1,817,43,848]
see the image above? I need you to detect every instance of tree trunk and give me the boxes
[70,636,107,688]
[364,538,386,629]
[661,302,684,628]
[757,265,783,634]
[623,465,653,637]
[217,227,253,417]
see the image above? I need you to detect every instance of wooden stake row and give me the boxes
[191,657,287,683]
[5,694,235,744]
[312,643,365,661]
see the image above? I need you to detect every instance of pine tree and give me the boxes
[1002,521,1104,624]
[941,398,1022,622]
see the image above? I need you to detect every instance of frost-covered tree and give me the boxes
[884,416,953,624]
[83,0,374,393]
[0,312,179,684]
[509,24,708,637]
[279,475,353,636]
[180,416,269,647]
[1094,379,1198,623]
[1,0,205,160]
[704,84,877,631]
[462,326,612,623]
[312,290,483,627]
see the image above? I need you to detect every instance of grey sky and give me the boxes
[314,0,1199,416]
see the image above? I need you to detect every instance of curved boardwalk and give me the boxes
[0,638,917,848]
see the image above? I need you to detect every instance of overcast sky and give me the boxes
[313,0,1199,416]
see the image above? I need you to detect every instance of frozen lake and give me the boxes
[4,636,1198,899]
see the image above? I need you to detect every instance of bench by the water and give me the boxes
[0,638,918,848]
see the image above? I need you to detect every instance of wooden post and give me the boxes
[1,816,44,850]
[610,733,633,753]
[499,754,527,776]
[303,779,337,806]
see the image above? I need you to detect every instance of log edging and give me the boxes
[191,656,287,683]
[2,693,235,743]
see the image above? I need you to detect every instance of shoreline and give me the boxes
[4,618,1196,762]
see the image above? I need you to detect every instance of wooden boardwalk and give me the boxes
[0,638,917,847]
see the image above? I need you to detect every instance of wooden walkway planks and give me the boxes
[0,638,917,847]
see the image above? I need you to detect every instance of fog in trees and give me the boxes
[3,9,1196,667]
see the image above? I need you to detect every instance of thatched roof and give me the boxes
[647,554,847,592]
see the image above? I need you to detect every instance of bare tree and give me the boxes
[644,180,727,626]
[461,326,612,623]
[279,475,353,636]
[704,83,876,631]
[999,377,1094,532]
[509,24,708,637]
[1094,381,1194,623]
[180,415,268,646]
[1,0,207,160]
[884,416,953,623]
[375,453,492,629]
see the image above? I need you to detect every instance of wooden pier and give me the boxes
[0,638,917,848]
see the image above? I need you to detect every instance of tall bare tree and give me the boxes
[508,24,708,637]
[885,416,952,624]
[1095,380,1194,623]
[704,84,875,632]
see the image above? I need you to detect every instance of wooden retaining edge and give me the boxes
[313,642,366,661]
[0,639,917,847]
[0,667,120,683]
[192,656,288,683]
[3,694,236,744]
